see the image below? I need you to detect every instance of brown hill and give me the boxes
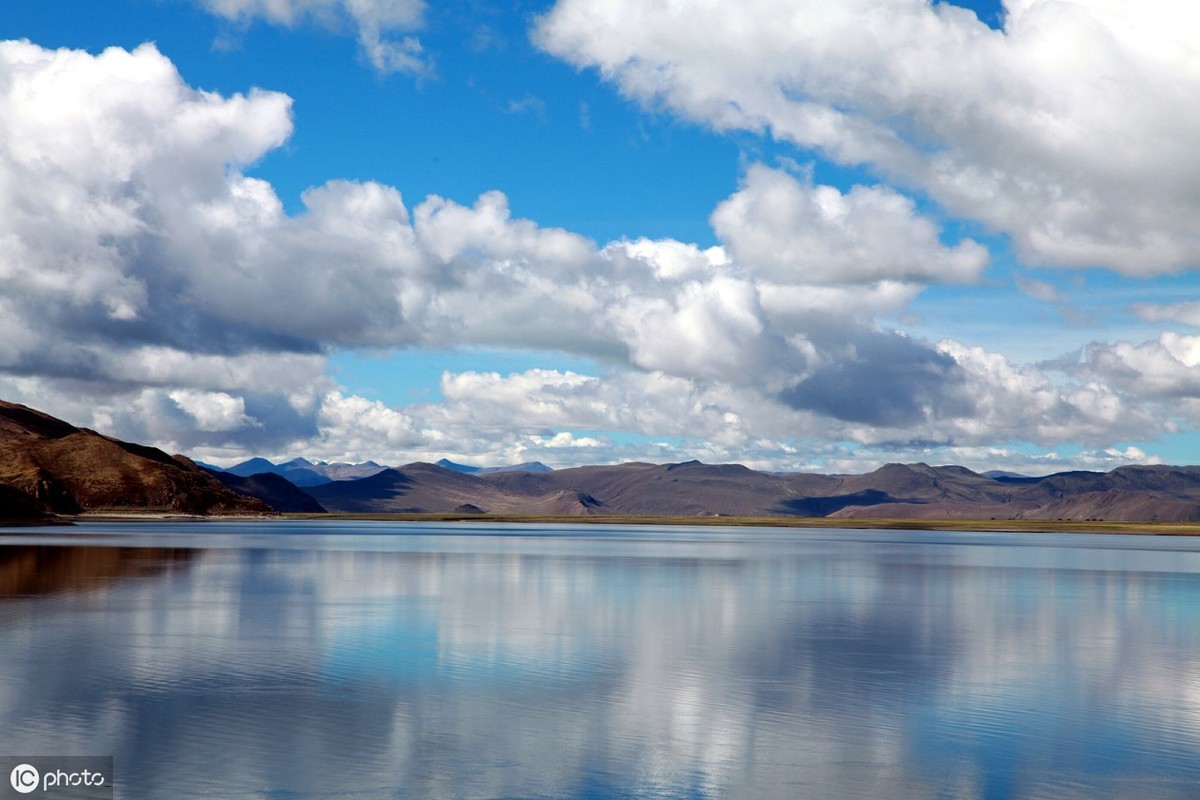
[307,458,1200,523]
[1015,490,1200,522]
[0,400,270,516]
[310,460,811,516]
[204,469,327,513]
[815,463,1021,519]
[306,466,484,513]
[305,463,612,515]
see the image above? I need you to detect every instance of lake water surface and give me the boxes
[2,521,1200,798]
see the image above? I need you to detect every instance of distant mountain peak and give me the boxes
[216,456,388,486]
[231,457,277,473]
[435,458,552,475]
[436,458,480,474]
[278,457,315,469]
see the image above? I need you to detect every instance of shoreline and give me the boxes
[280,512,1200,535]
[5,512,1197,536]
[0,517,74,527]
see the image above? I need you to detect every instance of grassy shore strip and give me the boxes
[278,512,1200,535]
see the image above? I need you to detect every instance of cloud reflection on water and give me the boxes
[1,528,1199,798]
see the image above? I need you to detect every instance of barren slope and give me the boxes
[0,400,270,515]
[306,458,1200,522]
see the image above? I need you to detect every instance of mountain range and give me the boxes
[204,456,553,486]
[296,459,1200,522]
[212,457,390,487]
[5,399,1200,523]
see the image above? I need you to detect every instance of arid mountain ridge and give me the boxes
[4,399,1200,523]
[0,400,269,519]
[297,459,1200,522]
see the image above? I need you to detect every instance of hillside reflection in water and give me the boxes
[1,522,1200,799]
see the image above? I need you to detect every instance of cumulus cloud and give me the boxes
[711,165,987,285]
[377,367,825,469]
[314,391,424,456]
[199,0,427,74]
[0,41,594,371]
[27,384,324,457]
[1077,333,1200,399]
[166,389,255,432]
[535,0,1200,274]
[938,340,1166,446]
[0,41,298,370]
[406,349,1171,470]
[431,369,769,448]
[0,37,1183,473]
[605,275,786,383]
[489,334,1147,466]
[781,332,974,427]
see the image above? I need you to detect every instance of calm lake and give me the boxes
[2,521,1200,799]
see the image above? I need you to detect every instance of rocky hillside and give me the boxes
[204,468,326,513]
[0,400,270,516]
[307,459,1200,522]
[305,463,604,515]
[0,484,51,522]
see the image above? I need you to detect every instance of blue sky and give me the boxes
[1,0,1199,474]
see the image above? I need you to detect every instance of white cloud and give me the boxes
[395,356,1170,470]
[0,42,989,399]
[609,238,728,281]
[0,41,291,330]
[0,37,1187,473]
[1080,333,1200,399]
[604,276,785,383]
[199,0,427,74]
[711,164,987,285]
[409,369,805,469]
[168,389,256,432]
[1133,301,1200,327]
[535,0,1200,274]
[432,369,771,446]
[1014,275,1063,305]
[531,431,603,449]
[316,391,423,454]
[938,339,1166,446]
[760,282,923,330]
[506,94,547,120]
